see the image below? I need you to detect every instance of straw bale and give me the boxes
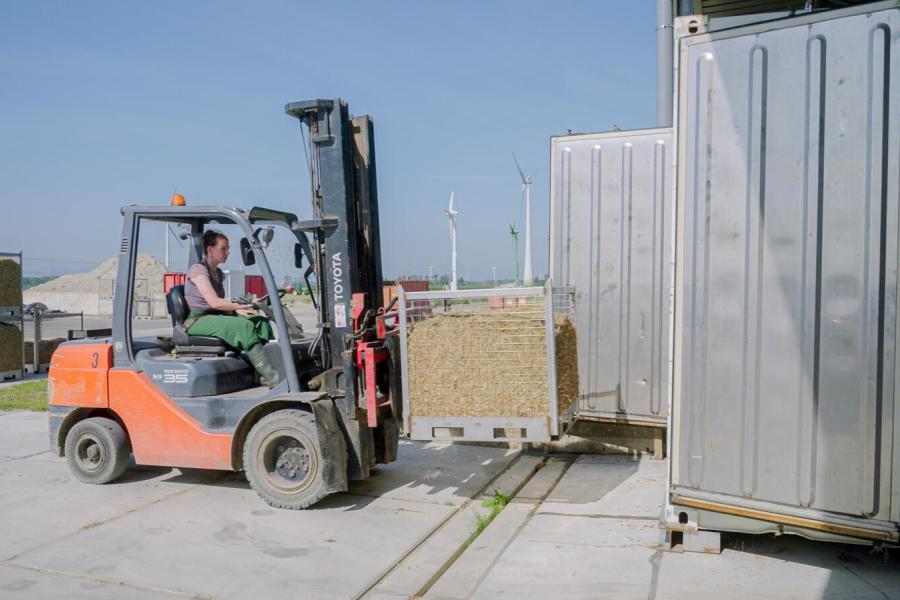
[554,315,579,416]
[0,322,23,372]
[407,306,579,418]
[0,258,22,307]
[24,337,66,365]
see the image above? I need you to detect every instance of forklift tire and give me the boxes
[64,417,130,485]
[243,409,329,509]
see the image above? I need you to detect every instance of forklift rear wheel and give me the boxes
[243,409,328,509]
[65,417,130,485]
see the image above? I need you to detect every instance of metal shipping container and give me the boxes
[550,128,674,427]
[670,2,900,543]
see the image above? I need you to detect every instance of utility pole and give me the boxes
[164,224,169,270]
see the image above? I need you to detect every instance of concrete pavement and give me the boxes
[2,410,899,599]
[0,411,518,599]
[423,456,900,600]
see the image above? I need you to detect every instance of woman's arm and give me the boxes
[191,274,250,312]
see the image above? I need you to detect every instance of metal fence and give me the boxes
[22,310,84,372]
[397,283,574,443]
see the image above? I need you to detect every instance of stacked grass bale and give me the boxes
[0,257,22,307]
[407,303,579,418]
[0,257,23,374]
[24,337,66,367]
[0,322,23,373]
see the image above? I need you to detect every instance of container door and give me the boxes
[550,128,673,427]
[672,3,899,527]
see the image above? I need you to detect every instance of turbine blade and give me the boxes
[449,191,455,212]
[512,153,526,182]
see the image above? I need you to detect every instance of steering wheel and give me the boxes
[236,289,287,321]
[252,288,288,306]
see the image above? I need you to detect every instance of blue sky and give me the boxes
[1,1,657,281]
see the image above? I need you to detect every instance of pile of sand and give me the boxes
[27,254,167,296]
[407,306,579,418]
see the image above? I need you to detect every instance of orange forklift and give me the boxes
[47,99,402,508]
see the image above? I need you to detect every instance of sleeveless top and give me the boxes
[184,261,226,311]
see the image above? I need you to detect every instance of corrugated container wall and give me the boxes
[671,2,900,539]
[550,128,673,426]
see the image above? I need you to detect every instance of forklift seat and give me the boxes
[165,285,232,356]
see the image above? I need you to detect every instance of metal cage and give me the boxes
[397,282,575,443]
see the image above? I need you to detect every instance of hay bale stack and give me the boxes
[24,337,66,365]
[407,306,579,418]
[0,258,22,307]
[0,322,23,372]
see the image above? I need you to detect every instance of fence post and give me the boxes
[32,311,42,373]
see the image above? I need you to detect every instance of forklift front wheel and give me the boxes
[243,409,328,509]
[64,417,130,485]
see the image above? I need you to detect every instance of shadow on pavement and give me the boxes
[722,533,900,598]
[108,440,517,511]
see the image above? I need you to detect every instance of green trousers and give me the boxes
[186,310,273,351]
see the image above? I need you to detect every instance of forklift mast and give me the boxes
[286,99,384,372]
[286,99,390,478]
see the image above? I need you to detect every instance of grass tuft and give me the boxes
[481,489,511,513]
[0,380,48,412]
[467,489,513,544]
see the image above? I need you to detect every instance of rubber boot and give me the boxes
[247,344,280,388]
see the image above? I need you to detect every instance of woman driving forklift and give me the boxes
[183,230,280,387]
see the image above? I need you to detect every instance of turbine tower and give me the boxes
[513,154,536,286]
[509,224,520,285]
[445,192,459,291]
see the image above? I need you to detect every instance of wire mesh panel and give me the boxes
[24,312,84,342]
[23,311,84,372]
[98,277,115,316]
[398,283,576,442]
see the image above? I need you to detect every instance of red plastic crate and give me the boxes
[163,273,186,293]
[245,275,266,299]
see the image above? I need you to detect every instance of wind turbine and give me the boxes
[445,192,459,291]
[513,154,536,286]
[509,224,520,285]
